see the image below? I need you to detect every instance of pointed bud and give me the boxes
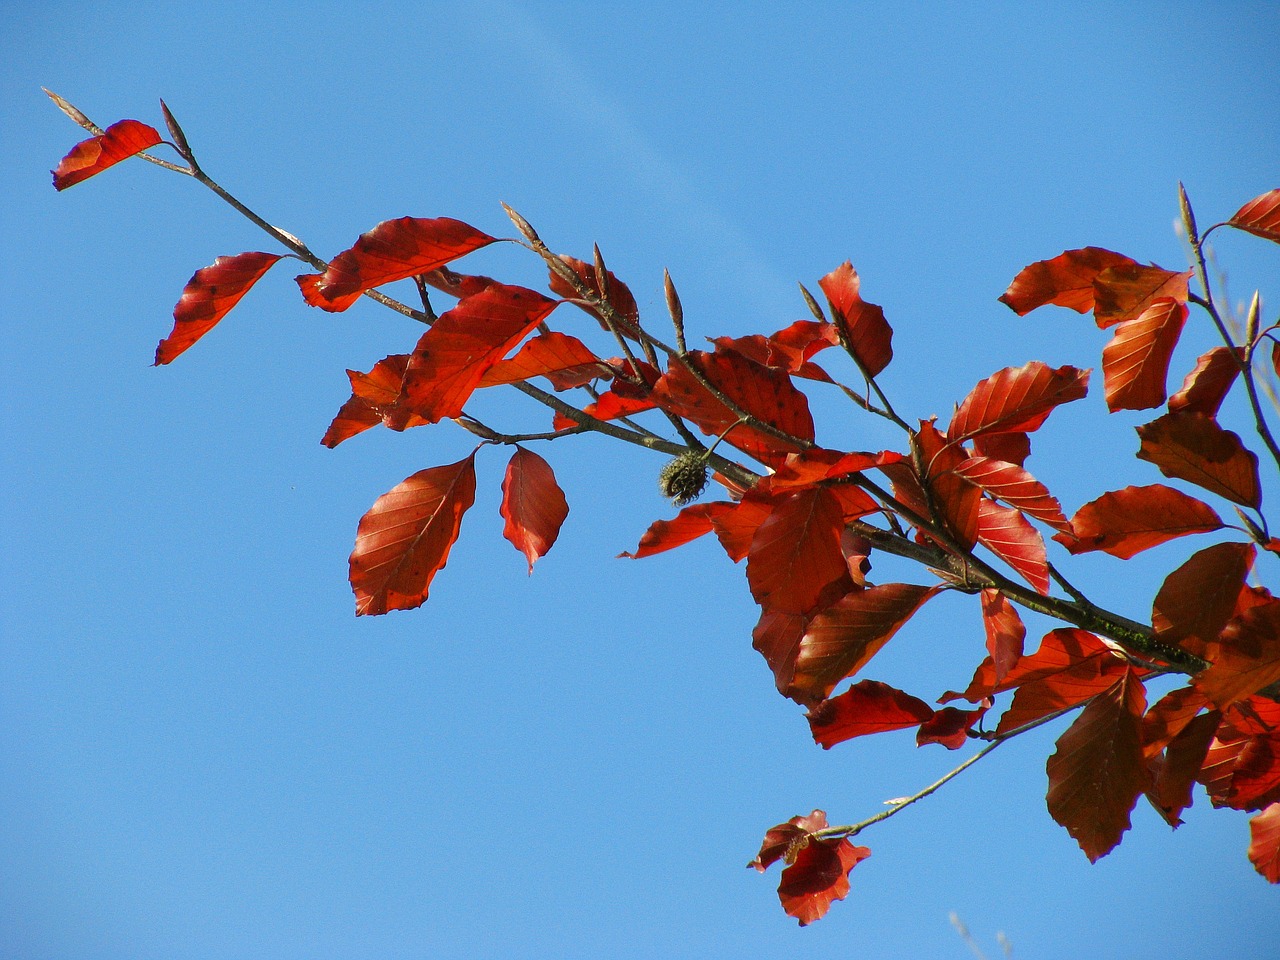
[663,268,686,353]
[592,243,611,300]
[1178,182,1199,243]
[501,202,541,245]
[159,99,192,160]
[43,88,101,134]
[1246,290,1261,346]
[798,282,826,322]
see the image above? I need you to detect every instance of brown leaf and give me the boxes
[1152,542,1255,659]
[948,362,1089,442]
[1056,484,1223,559]
[1249,802,1280,881]
[746,488,850,615]
[52,119,163,190]
[310,217,497,311]
[1229,189,1280,244]
[1168,347,1243,417]
[1046,668,1149,862]
[999,247,1137,315]
[500,448,569,574]
[807,680,935,749]
[972,432,1031,467]
[789,584,940,704]
[1093,263,1192,329]
[748,810,871,926]
[393,283,558,426]
[154,252,283,365]
[1101,298,1188,411]
[817,262,893,376]
[977,499,1050,595]
[349,453,478,616]
[1136,412,1261,509]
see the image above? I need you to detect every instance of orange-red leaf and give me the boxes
[915,421,981,550]
[753,609,809,696]
[1145,710,1219,827]
[777,836,870,926]
[709,493,776,563]
[619,502,734,559]
[1136,412,1262,509]
[310,217,497,311]
[746,489,849,615]
[980,588,1026,685]
[977,500,1050,595]
[952,456,1070,532]
[478,332,604,389]
[1056,484,1223,559]
[154,252,283,365]
[349,454,477,616]
[1197,596,1280,708]
[1101,298,1188,411]
[1168,347,1243,417]
[1229,189,1280,244]
[650,348,814,466]
[1093,263,1192,329]
[52,119,162,190]
[320,354,436,448]
[1249,802,1280,881]
[1046,668,1149,862]
[1141,685,1210,758]
[807,680,934,748]
[948,362,1089,442]
[393,283,559,426]
[500,448,568,574]
[296,272,362,312]
[817,262,893,376]
[789,584,940,704]
[1152,542,1255,660]
[999,247,1137,315]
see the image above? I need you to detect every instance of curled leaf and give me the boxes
[155,252,283,364]
[52,119,163,190]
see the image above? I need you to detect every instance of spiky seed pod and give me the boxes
[657,451,709,506]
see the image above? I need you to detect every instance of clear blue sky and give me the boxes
[4,2,1278,957]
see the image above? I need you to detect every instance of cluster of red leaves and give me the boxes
[52,113,1280,923]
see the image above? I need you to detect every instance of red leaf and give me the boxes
[1093,264,1192,329]
[980,588,1026,685]
[1136,412,1262,509]
[918,704,990,750]
[650,348,815,466]
[977,500,1050,595]
[915,421,981,550]
[1101,298,1188,411]
[296,272,362,312]
[1152,542,1255,659]
[154,252,283,365]
[817,262,893,376]
[547,254,640,333]
[766,319,841,371]
[1197,596,1280,708]
[1168,347,1243,417]
[311,217,497,311]
[999,247,1137,315]
[320,354,436,449]
[777,836,871,926]
[952,457,1070,532]
[1046,668,1149,862]
[52,119,162,190]
[555,388,658,431]
[393,283,558,426]
[478,332,604,389]
[807,680,934,749]
[973,431,1031,467]
[420,265,499,300]
[1249,802,1280,881]
[618,502,732,559]
[749,809,832,873]
[753,609,809,696]
[709,493,776,562]
[1145,710,1219,827]
[1229,189,1280,244]
[1141,685,1210,758]
[349,453,478,616]
[746,489,849,615]
[948,362,1090,442]
[1056,484,1223,559]
[499,448,568,574]
[789,584,940,704]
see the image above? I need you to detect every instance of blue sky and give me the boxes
[4,1,1279,957]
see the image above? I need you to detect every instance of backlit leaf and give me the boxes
[1197,596,1280,708]
[973,431,1031,467]
[753,609,809,696]
[948,362,1089,442]
[817,262,893,376]
[977,499,1050,595]
[322,354,429,448]
[392,283,558,426]
[1101,298,1188,411]
[52,119,162,190]
[1093,263,1192,329]
[1249,803,1280,882]
[1152,542,1254,659]
[1144,710,1219,827]
[1229,189,1280,244]
[916,421,981,549]
[155,252,283,365]
[748,810,872,926]
[1168,347,1243,417]
[311,217,497,311]
[1141,685,1209,758]
[349,453,478,616]
[917,703,988,750]
[478,332,604,389]
[807,680,934,749]
[1055,484,1223,559]
[1046,668,1149,862]
[789,584,940,704]
[952,456,1070,532]
[980,588,1026,685]
[746,488,849,615]
[618,502,733,559]
[999,247,1137,315]
[500,448,569,574]
[1136,412,1261,509]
